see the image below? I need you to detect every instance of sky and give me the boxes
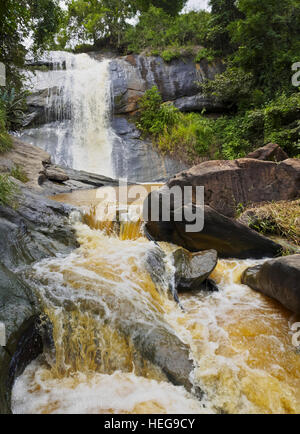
[184,0,210,11]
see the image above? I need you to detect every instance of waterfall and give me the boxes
[11,186,300,414]
[21,52,114,177]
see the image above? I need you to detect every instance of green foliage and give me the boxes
[195,48,217,63]
[10,165,29,183]
[137,86,300,163]
[0,0,63,87]
[0,102,12,153]
[125,7,211,55]
[63,0,137,49]
[201,66,254,109]
[157,113,216,161]
[0,174,17,206]
[228,0,300,96]
[207,0,244,55]
[136,87,217,162]
[137,86,180,135]
[0,88,28,131]
[136,0,187,16]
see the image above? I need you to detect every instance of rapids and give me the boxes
[11,187,300,414]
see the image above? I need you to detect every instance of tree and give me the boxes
[64,0,137,48]
[207,0,244,54]
[136,0,188,16]
[0,0,63,87]
[229,0,300,93]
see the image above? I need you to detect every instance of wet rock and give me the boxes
[0,264,42,414]
[110,55,225,115]
[246,143,289,162]
[242,255,300,314]
[167,158,300,218]
[44,165,69,182]
[0,187,78,269]
[173,248,218,292]
[132,324,196,394]
[26,87,64,127]
[145,246,168,292]
[144,188,282,259]
[111,116,186,182]
[2,137,51,191]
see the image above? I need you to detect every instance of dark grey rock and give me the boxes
[174,94,226,113]
[110,55,225,115]
[131,324,196,393]
[144,188,282,259]
[0,265,42,414]
[242,255,300,314]
[173,248,218,292]
[111,116,186,182]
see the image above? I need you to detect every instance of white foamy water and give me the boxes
[21,52,113,177]
[10,197,300,414]
[12,358,209,414]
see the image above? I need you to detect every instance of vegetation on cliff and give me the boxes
[0,0,300,163]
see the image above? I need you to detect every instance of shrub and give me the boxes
[200,65,254,109]
[137,86,180,135]
[0,88,28,131]
[125,7,211,57]
[246,200,300,246]
[0,174,17,206]
[0,102,12,153]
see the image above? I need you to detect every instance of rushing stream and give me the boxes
[11,187,300,414]
[11,51,300,414]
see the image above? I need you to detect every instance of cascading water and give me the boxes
[20,52,114,177]
[11,187,300,414]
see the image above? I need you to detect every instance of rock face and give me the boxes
[0,265,42,413]
[173,248,218,292]
[1,137,120,196]
[246,143,289,162]
[242,255,300,314]
[110,54,225,114]
[168,158,300,218]
[144,189,282,259]
[111,116,186,182]
[26,53,225,127]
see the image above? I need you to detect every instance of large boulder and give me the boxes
[167,158,300,218]
[110,54,225,115]
[245,143,289,162]
[173,248,218,292]
[242,255,300,314]
[0,187,78,269]
[144,188,282,259]
[0,265,42,414]
[132,324,197,394]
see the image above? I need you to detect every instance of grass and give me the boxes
[245,200,300,246]
[0,174,18,207]
[10,165,29,183]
